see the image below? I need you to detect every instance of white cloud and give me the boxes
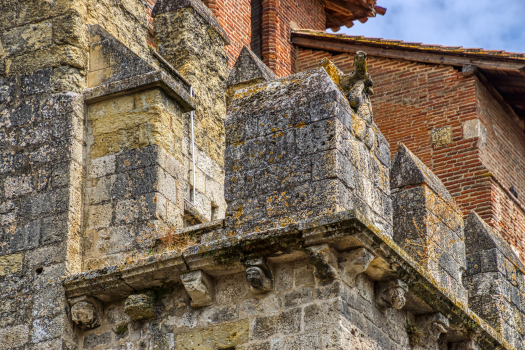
[336,0,525,53]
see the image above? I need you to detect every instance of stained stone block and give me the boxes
[69,296,103,330]
[124,291,157,321]
[181,270,215,308]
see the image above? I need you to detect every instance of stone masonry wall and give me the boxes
[153,3,229,221]
[0,0,162,348]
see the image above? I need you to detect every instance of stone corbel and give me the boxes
[124,290,157,322]
[69,295,103,330]
[306,244,338,282]
[416,313,450,340]
[339,248,374,286]
[376,279,407,311]
[181,270,214,308]
[244,257,273,293]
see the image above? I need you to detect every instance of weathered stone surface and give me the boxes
[152,0,230,44]
[175,319,248,349]
[124,291,157,321]
[0,252,23,276]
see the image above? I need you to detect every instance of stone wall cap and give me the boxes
[228,46,277,86]
[152,0,230,45]
[390,143,452,201]
[84,70,195,112]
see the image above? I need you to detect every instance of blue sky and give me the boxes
[337,0,525,53]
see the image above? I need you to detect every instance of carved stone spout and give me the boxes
[245,257,273,293]
[417,313,449,340]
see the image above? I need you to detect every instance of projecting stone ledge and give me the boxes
[84,70,195,112]
[62,208,508,349]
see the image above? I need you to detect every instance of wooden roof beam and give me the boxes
[291,35,525,72]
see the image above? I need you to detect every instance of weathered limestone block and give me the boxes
[0,252,23,276]
[245,257,273,293]
[375,279,407,311]
[124,291,157,321]
[449,340,480,350]
[306,244,339,282]
[69,295,103,330]
[416,313,449,340]
[391,143,467,303]
[339,247,374,286]
[181,270,215,307]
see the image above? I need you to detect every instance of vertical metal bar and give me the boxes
[190,87,196,205]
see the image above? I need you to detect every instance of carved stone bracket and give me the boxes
[376,279,407,311]
[244,257,273,293]
[339,247,374,286]
[181,270,214,308]
[306,244,338,282]
[69,295,103,330]
[416,313,450,340]
[124,291,157,322]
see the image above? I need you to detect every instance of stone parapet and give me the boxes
[464,211,525,348]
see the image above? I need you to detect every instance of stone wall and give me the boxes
[153,0,229,221]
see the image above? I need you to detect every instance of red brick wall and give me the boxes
[477,79,525,257]
[296,48,525,259]
[149,0,325,73]
[262,0,325,76]
[205,0,253,68]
